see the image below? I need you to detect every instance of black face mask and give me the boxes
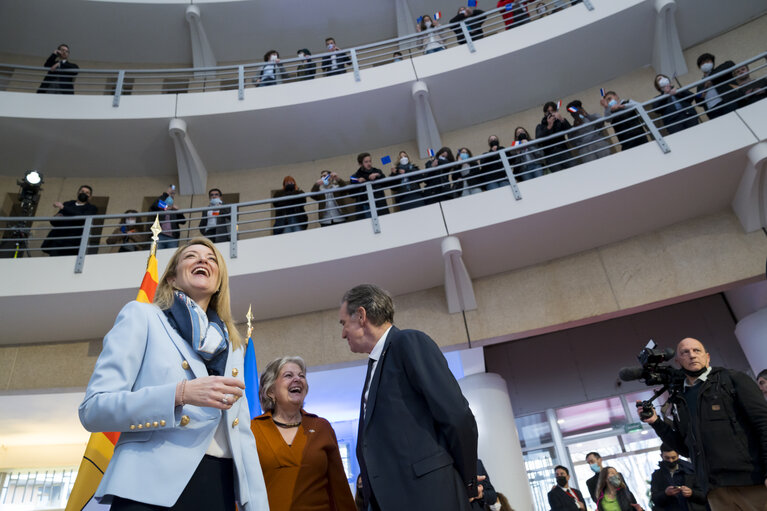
[683,367,707,377]
[517,133,529,141]
[77,192,90,202]
[661,461,678,470]
[488,139,499,148]
[284,183,295,192]
[556,476,567,487]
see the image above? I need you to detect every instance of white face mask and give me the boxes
[210,197,223,206]
[425,20,432,28]
[700,62,713,74]
[298,53,305,59]
[399,157,409,165]
[327,43,335,50]
[126,218,136,225]
[658,77,670,88]
[270,55,278,62]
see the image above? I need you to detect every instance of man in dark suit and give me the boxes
[548,465,586,511]
[339,284,478,511]
[37,44,79,94]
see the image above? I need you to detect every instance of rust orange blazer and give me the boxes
[251,410,356,511]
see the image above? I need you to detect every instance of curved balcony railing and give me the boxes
[1,51,764,272]
[0,0,589,103]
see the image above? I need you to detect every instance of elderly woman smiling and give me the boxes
[251,356,356,511]
[79,238,268,511]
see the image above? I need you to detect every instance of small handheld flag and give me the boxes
[434,11,442,20]
[599,88,605,97]
[428,148,435,157]
[567,105,579,114]
[243,305,261,420]
[511,140,526,147]
[556,100,562,110]
[350,176,360,183]
[505,3,513,10]
[417,16,423,23]
[381,155,392,165]
[468,0,477,6]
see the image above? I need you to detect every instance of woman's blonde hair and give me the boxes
[153,237,243,351]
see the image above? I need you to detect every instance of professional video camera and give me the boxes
[618,340,685,420]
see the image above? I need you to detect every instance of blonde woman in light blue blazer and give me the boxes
[79,238,269,511]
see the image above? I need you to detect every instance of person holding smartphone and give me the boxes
[37,43,79,94]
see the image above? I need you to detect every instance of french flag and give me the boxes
[434,11,442,20]
[511,140,526,147]
[556,100,562,110]
[599,88,605,97]
[567,105,578,114]
[428,148,435,157]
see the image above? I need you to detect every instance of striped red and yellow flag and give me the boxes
[66,230,159,511]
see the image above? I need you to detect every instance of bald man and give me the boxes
[641,337,767,511]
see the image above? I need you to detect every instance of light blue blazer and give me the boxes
[79,301,269,510]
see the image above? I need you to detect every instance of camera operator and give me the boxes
[640,337,767,511]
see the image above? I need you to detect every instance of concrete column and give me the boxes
[459,372,534,511]
[652,0,687,78]
[394,0,417,40]
[168,118,208,195]
[735,307,767,377]
[732,142,767,232]
[442,236,477,313]
[185,5,217,77]
[411,81,442,159]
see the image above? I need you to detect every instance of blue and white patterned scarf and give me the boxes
[164,290,229,376]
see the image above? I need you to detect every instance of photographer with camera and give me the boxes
[640,337,767,511]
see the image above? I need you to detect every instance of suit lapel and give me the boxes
[155,308,209,379]
[363,326,397,430]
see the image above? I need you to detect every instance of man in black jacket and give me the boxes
[693,53,736,120]
[37,44,79,94]
[535,101,573,173]
[642,337,767,511]
[41,185,98,256]
[548,465,586,510]
[350,152,389,220]
[340,284,478,511]
[650,444,707,511]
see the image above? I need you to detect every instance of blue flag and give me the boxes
[381,155,392,165]
[468,0,477,6]
[243,336,261,419]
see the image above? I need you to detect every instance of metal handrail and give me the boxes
[1,52,764,272]
[0,0,582,100]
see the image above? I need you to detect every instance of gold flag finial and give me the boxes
[246,305,254,340]
[149,215,161,257]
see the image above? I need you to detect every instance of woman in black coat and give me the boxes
[652,74,699,134]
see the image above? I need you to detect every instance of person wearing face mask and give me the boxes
[389,151,426,211]
[454,147,481,196]
[693,53,736,120]
[641,337,767,511]
[449,6,487,44]
[350,152,390,219]
[652,74,699,135]
[199,188,231,243]
[565,100,612,165]
[310,170,349,226]
[649,445,707,511]
[478,135,511,190]
[535,101,573,173]
[295,48,316,81]
[254,50,287,87]
[424,146,456,204]
[151,185,187,250]
[321,37,349,77]
[272,176,308,235]
[595,467,642,511]
[510,127,545,182]
[600,91,650,152]
[42,185,99,256]
[107,209,148,253]
[416,14,446,54]
[547,465,586,511]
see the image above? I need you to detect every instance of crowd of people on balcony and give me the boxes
[29,44,767,255]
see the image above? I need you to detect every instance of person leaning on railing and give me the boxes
[310,170,348,226]
[416,14,446,55]
[497,0,531,29]
[321,38,349,77]
[479,135,511,190]
[535,101,573,173]
[454,147,479,197]
[388,151,426,210]
[41,184,98,257]
[510,127,545,182]
[565,100,611,165]
[272,176,308,235]
[450,7,487,44]
[350,152,390,219]
[254,50,287,87]
[693,53,736,120]
[652,74,699,135]
[727,63,767,110]
[600,91,650,152]
[423,147,456,204]
[295,49,316,80]
[106,209,149,253]
[37,43,79,94]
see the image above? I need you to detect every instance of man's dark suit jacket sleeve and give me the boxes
[401,330,478,493]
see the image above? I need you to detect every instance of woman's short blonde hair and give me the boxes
[259,356,308,413]
[153,237,243,351]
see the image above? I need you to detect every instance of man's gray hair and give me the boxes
[258,356,307,413]
[342,284,394,326]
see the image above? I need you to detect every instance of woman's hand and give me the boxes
[176,376,245,410]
